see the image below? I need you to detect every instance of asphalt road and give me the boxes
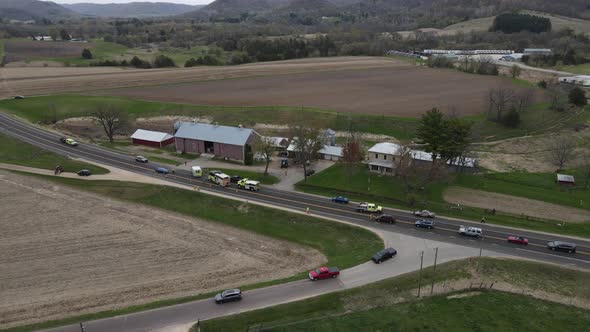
[1,111,590,331]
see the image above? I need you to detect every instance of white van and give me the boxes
[191,166,202,177]
[458,226,483,238]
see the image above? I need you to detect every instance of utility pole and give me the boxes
[79,322,85,332]
[417,250,424,297]
[430,247,439,295]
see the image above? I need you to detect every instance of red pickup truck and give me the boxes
[308,266,340,280]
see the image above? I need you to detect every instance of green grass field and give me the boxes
[297,163,590,237]
[0,133,108,174]
[199,257,590,331]
[3,95,587,143]
[39,40,210,67]
[555,63,590,75]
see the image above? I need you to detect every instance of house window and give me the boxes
[375,153,378,159]
[383,155,387,160]
[371,165,378,171]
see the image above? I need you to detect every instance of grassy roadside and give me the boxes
[1,174,382,332]
[198,257,590,331]
[297,164,590,237]
[0,133,109,174]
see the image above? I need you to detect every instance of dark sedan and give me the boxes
[77,169,92,176]
[155,167,170,174]
[375,214,396,224]
[230,175,242,183]
[331,196,349,204]
[372,247,397,264]
[547,241,576,253]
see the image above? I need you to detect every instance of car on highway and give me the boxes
[214,289,242,304]
[77,169,92,176]
[375,214,395,224]
[507,236,528,245]
[331,196,349,204]
[14,95,25,99]
[135,156,148,163]
[414,210,436,218]
[372,247,397,264]
[230,175,242,183]
[547,241,576,253]
[308,266,340,280]
[155,167,170,174]
[60,137,78,146]
[415,219,435,229]
[458,226,483,238]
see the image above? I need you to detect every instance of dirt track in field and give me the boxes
[98,65,541,116]
[0,171,324,328]
[0,57,405,98]
[443,186,590,223]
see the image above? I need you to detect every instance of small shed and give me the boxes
[556,174,575,186]
[318,145,343,161]
[131,129,175,148]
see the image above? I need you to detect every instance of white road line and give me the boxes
[515,248,590,264]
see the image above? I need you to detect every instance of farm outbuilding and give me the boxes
[131,129,175,148]
[559,76,590,87]
[174,122,256,163]
[556,174,575,186]
[318,145,343,161]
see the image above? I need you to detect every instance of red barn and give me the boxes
[131,129,175,148]
[174,122,256,163]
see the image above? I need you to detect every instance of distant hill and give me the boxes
[0,0,77,21]
[64,2,203,18]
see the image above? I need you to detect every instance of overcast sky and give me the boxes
[53,0,213,5]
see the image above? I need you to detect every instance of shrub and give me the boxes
[153,55,175,68]
[537,80,547,89]
[569,87,587,107]
[130,56,151,69]
[81,48,93,59]
[502,107,521,128]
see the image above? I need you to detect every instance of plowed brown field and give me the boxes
[0,171,324,328]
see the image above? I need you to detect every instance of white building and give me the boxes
[367,142,476,175]
[318,145,343,161]
[559,75,590,87]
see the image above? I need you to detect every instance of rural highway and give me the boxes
[1,111,590,332]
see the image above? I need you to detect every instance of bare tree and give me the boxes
[289,121,324,182]
[513,89,533,113]
[393,142,415,192]
[550,136,575,171]
[93,104,129,142]
[342,132,363,183]
[510,64,521,78]
[487,87,515,122]
[254,136,275,175]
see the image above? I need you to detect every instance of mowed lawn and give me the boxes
[199,257,590,331]
[297,163,590,237]
[0,133,108,174]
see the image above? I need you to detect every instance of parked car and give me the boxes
[155,167,170,174]
[230,175,242,183]
[547,241,576,253]
[77,169,92,176]
[458,226,483,238]
[372,247,397,264]
[415,219,435,229]
[60,137,78,146]
[14,95,25,99]
[414,210,435,218]
[135,156,148,163]
[507,236,528,245]
[308,266,340,280]
[214,289,242,304]
[305,169,315,176]
[375,214,396,224]
[331,196,349,204]
[356,202,383,213]
[280,158,289,168]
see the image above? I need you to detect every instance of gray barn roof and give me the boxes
[175,122,253,146]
